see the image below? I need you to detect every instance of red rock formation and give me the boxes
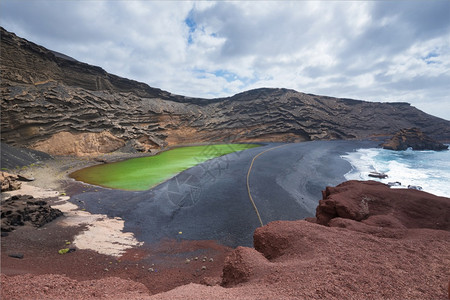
[1,181,449,299]
[221,246,269,287]
[315,180,450,231]
[216,181,450,299]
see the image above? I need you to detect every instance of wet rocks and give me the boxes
[1,195,63,232]
[381,127,449,151]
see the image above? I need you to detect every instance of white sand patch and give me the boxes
[4,181,142,257]
[4,156,145,257]
[52,200,143,257]
[3,182,60,199]
[73,218,143,257]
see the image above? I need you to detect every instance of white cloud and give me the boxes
[1,0,449,119]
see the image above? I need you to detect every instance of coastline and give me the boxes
[3,139,379,253]
[2,139,450,299]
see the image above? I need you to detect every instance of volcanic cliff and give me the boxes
[2,27,450,156]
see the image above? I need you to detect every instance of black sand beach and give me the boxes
[68,140,378,247]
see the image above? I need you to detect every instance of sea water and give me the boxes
[341,146,450,198]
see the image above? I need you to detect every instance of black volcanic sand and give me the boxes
[67,140,377,247]
[1,142,52,170]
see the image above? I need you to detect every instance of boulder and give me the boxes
[0,172,21,192]
[221,246,269,287]
[1,195,63,232]
[381,127,448,151]
[316,180,450,231]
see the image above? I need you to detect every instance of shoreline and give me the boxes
[3,139,380,250]
[4,140,381,251]
[2,139,449,299]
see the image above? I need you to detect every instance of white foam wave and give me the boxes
[341,147,450,198]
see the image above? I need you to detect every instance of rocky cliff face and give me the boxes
[381,127,449,151]
[2,27,450,156]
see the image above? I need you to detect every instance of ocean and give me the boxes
[341,146,450,198]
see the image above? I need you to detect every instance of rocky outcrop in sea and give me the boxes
[381,127,449,151]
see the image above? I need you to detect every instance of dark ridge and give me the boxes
[2,26,450,154]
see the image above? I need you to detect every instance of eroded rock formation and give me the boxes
[1,195,63,232]
[315,180,450,231]
[2,27,450,156]
[0,172,21,192]
[381,127,449,151]
[32,131,126,156]
[216,181,450,299]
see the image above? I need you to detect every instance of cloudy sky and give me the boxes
[1,1,449,119]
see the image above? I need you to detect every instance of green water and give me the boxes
[70,144,260,191]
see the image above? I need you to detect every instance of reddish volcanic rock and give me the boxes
[221,246,270,287]
[2,181,450,299]
[214,220,450,299]
[253,220,324,261]
[316,180,450,231]
[1,273,150,300]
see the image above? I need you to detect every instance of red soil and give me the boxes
[2,181,450,299]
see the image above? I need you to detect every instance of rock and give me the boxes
[94,158,108,164]
[316,180,450,231]
[408,185,422,191]
[221,246,269,287]
[8,253,24,259]
[0,172,21,192]
[32,131,126,157]
[1,195,63,232]
[200,276,221,286]
[253,221,319,260]
[1,27,450,156]
[381,127,449,151]
[17,174,35,182]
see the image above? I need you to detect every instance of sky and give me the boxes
[1,1,449,120]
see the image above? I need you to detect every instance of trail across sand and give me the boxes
[73,140,378,247]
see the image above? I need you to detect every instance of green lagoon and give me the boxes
[70,144,260,191]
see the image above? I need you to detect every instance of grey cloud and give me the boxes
[0,1,449,119]
[372,1,450,39]
[192,2,317,58]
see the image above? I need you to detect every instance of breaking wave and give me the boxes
[341,146,450,197]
